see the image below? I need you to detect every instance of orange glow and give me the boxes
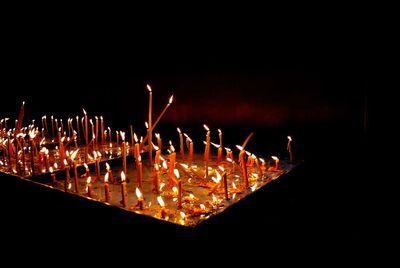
[157,196,165,207]
[87,176,91,184]
[180,163,189,169]
[236,145,243,151]
[215,170,222,182]
[134,133,138,143]
[54,163,58,169]
[203,124,209,131]
[68,183,72,190]
[63,159,68,166]
[211,142,220,148]
[271,156,279,161]
[152,143,159,151]
[138,155,142,162]
[172,186,178,193]
[49,167,54,173]
[180,211,186,219]
[218,166,225,172]
[121,171,126,182]
[145,122,149,129]
[169,95,174,104]
[147,84,152,92]
[90,119,93,125]
[200,204,206,210]
[218,129,222,134]
[104,173,109,183]
[155,133,160,139]
[288,136,292,141]
[177,127,181,134]
[83,109,87,115]
[105,162,110,171]
[120,131,125,141]
[162,160,168,169]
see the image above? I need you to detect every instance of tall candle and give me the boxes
[76,116,80,141]
[95,116,99,146]
[90,119,95,148]
[177,128,184,159]
[218,129,222,148]
[153,163,160,194]
[73,161,79,193]
[105,162,113,184]
[104,173,110,203]
[44,116,49,138]
[100,116,104,144]
[237,148,249,188]
[174,169,182,209]
[147,84,153,165]
[60,119,64,134]
[169,146,176,188]
[50,165,57,187]
[64,159,70,192]
[83,109,88,163]
[121,131,126,175]
[120,171,127,208]
[155,133,162,151]
[271,156,279,171]
[29,137,35,176]
[55,119,58,137]
[51,115,55,138]
[95,152,101,182]
[222,171,229,200]
[203,124,210,177]
[154,145,161,165]
[287,136,292,161]
[137,155,143,190]
[134,133,140,161]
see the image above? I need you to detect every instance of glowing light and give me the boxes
[135,187,143,199]
[121,171,126,182]
[203,124,209,131]
[174,169,180,179]
[146,84,152,92]
[104,172,109,183]
[288,136,292,141]
[271,156,279,161]
[200,204,206,210]
[169,95,174,104]
[87,176,91,184]
[177,127,181,134]
[236,145,243,151]
[105,162,110,171]
[157,196,165,207]
[180,211,186,219]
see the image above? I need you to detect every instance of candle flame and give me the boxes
[63,159,68,166]
[49,167,54,173]
[203,124,209,131]
[90,119,93,125]
[251,154,257,159]
[135,187,143,199]
[232,182,237,189]
[174,169,180,179]
[104,172,109,183]
[160,183,165,191]
[170,144,175,152]
[172,186,178,193]
[155,163,159,171]
[246,151,251,156]
[152,143,159,151]
[211,177,219,184]
[288,136,292,141]
[251,184,257,192]
[68,182,72,190]
[211,142,220,149]
[224,147,231,152]
[169,95,173,104]
[200,204,206,210]
[121,171,126,182]
[162,160,168,169]
[259,158,265,163]
[236,145,243,151]
[54,163,58,169]
[157,196,165,207]
[147,84,152,92]
[145,122,149,129]
[76,116,79,120]
[120,131,125,141]
[82,109,87,115]
[189,193,195,199]
[134,133,138,143]
[180,211,186,219]
[271,156,279,161]
[218,166,225,172]
[95,116,98,120]
[177,127,181,134]
[84,163,89,169]
[87,176,91,184]
[180,163,189,169]
[227,158,232,163]
[106,162,110,171]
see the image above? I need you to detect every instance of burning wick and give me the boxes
[86,176,92,198]
[135,187,144,210]
[120,171,127,208]
[104,173,110,203]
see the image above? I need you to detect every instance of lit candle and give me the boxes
[43,115,49,138]
[90,119,95,148]
[271,156,279,171]
[120,171,127,208]
[218,129,222,148]
[203,124,210,177]
[168,144,176,188]
[177,128,184,159]
[50,166,56,187]
[121,131,126,175]
[76,116,80,141]
[86,176,92,198]
[83,109,88,163]
[29,131,35,176]
[133,133,140,161]
[100,116,104,144]
[95,151,101,182]
[147,84,153,165]
[153,163,160,194]
[135,187,144,210]
[157,196,167,219]
[104,172,110,203]
[188,137,193,163]
[55,119,58,137]
[154,144,161,165]
[254,155,262,177]
[108,127,112,143]
[137,155,143,190]
[140,95,173,149]
[60,119,64,134]
[287,136,292,161]
[222,170,229,200]
[70,150,80,193]
[237,145,249,188]
[51,115,55,138]
[116,130,119,148]
[64,159,70,192]
[105,162,113,184]
[211,142,222,165]
[95,116,99,146]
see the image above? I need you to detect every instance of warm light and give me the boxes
[218,129,222,134]
[135,187,143,199]
[218,166,225,172]
[54,163,58,169]
[157,196,165,207]
[63,159,68,166]
[68,183,72,190]
[177,127,181,134]
[87,176,91,184]
[83,109,87,115]
[49,167,54,173]
[236,145,243,151]
[180,211,186,219]
[147,84,152,92]
[211,142,220,148]
[169,95,174,104]
[162,160,168,169]
[189,193,195,199]
[90,119,93,125]
[160,183,166,191]
[121,171,126,182]
[215,170,222,182]
[251,154,257,159]
[84,163,88,169]
[232,182,237,189]
[170,144,175,152]
[259,158,265,163]
[251,184,257,192]
[172,187,178,193]
[271,156,279,161]
[134,133,138,143]
[155,133,160,139]
[180,163,189,169]
[174,169,180,179]
[105,162,110,171]
[152,143,159,151]
[145,122,149,129]
[120,131,125,141]
[104,172,109,183]
[227,157,232,163]
[288,136,292,141]
[246,151,251,156]
[203,124,209,131]
[200,204,206,210]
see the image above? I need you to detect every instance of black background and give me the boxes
[1,7,377,257]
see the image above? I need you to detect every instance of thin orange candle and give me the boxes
[153,163,160,194]
[177,128,184,159]
[237,146,249,188]
[104,173,110,203]
[287,136,292,161]
[64,159,70,192]
[95,151,101,182]
[76,116,80,141]
[174,169,182,209]
[157,196,167,219]
[137,155,143,190]
[147,84,153,165]
[86,176,92,198]
[155,133,162,151]
[121,131,126,175]
[83,109,88,163]
[95,116,99,146]
[100,116,104,144]
[50,166,56,187]
[120,171,127,208]
[203,124,210,177]
[71,151,80,193]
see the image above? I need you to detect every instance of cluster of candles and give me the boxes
[0,86,294,226]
